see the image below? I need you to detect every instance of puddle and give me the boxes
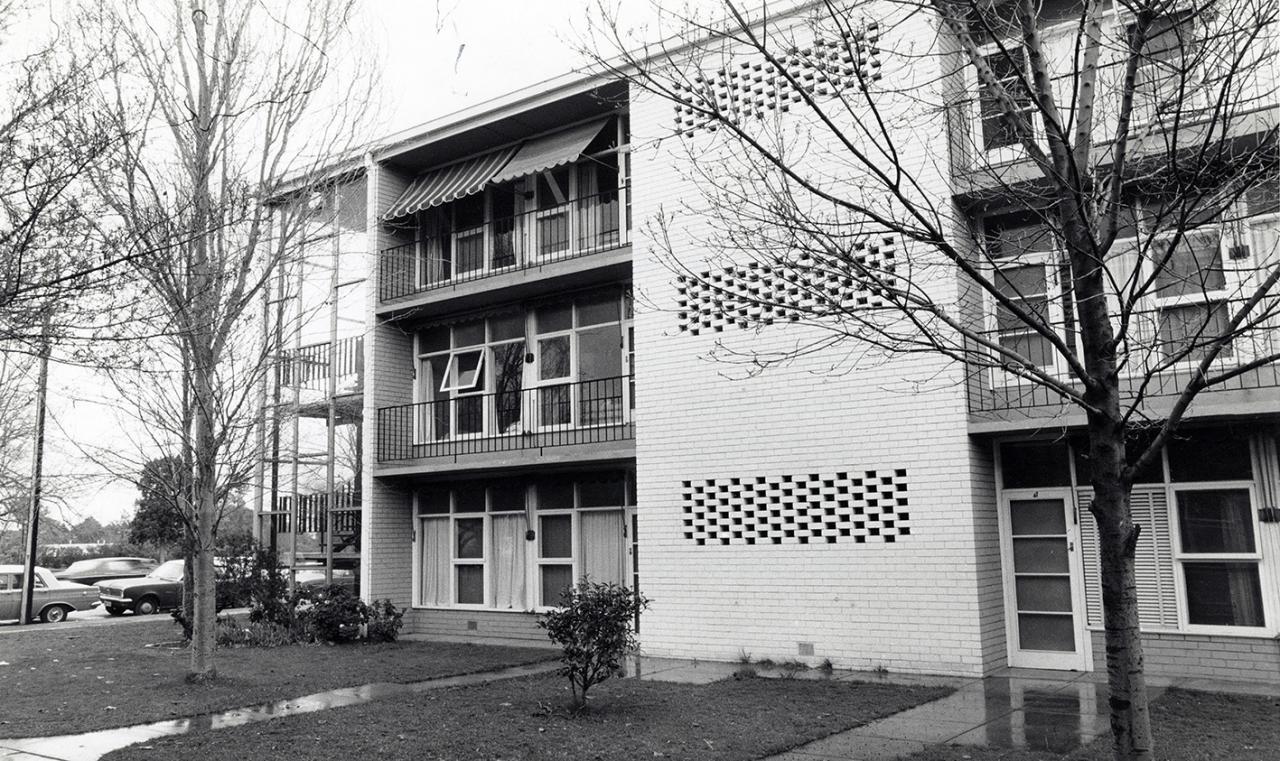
[0,661,556,761]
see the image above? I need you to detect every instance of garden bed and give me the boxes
[0,619,555,738]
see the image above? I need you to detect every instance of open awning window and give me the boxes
[382,145,518,221]
[488,118,610,186]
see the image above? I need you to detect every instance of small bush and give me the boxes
[537,580,649,712]
[292,584,404,645]
[365,598,405,643]
[295,584,365,643]
[732,665,759,680]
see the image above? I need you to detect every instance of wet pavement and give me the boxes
[3,655,1276,761]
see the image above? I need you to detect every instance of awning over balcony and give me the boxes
[382,145,518,221]
[488,118,610,186]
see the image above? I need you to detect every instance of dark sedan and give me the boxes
[54,557,157,586]
[97,559,184,615]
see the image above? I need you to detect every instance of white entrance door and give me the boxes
[1001,489,1091,670]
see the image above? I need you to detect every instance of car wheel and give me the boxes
[105,605,126,616]
[134,597,159,616]
[41,605,70,624]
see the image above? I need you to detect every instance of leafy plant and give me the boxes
[365,598,405,643]
[215,619,297,648]
[537,580,649,712]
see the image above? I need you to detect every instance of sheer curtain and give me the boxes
[580,510,625,586]
[420,518,450,605]
[490,514,527,609]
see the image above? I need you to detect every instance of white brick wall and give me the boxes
[628,6,998,675]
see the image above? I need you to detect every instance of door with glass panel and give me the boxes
[1001,490,1090,670]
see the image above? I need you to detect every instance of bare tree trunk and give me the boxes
[188,354,219,680]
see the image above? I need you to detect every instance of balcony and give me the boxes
[376,375,634,463]
[278,335,364,394]
[378,188,629,305]
[263,481,362,563]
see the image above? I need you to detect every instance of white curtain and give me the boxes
[580,510,626,586]
[490,514,527,609]
[420,518,450,605]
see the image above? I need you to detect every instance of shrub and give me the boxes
[537,580,649,712]
[291,584,403,644]
[365,598,405,643]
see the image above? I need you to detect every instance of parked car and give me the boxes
[0,565,99,623]
[295,568,356,594]
[97,559,185,616]
[54,557,157,586]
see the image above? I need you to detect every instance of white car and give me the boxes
[0,564,100,623]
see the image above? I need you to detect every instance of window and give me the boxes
[979,46,1033,152]
[1131,12,1200,123]
[984,214,1072,372]
[532,293,629,429]
[1147,221,1233,363]
[416,473,632,611]
[1174,488,1265,627]
[417,315,527,440]
[535,474,630,607]
[416,480,527,608]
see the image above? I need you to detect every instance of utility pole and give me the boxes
[20,322,51,625]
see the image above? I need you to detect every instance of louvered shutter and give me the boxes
[1077,486,1180,629]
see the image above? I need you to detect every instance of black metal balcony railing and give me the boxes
[968,321,1280,414]
[379,188,629,303]
[278,335,364,392]
[376,375,634,462]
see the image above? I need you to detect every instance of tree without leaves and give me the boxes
[72,0,374,681]
[586,1,1277,758]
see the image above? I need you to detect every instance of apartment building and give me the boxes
[262,0,1280,683]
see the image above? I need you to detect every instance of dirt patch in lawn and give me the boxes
[905,688,1280,761]
[101,673,951,761]
[0,619,555,738]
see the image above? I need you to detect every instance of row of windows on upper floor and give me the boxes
[378,117,631,301]
[981,182,1279,379]
[970,6,1271,155]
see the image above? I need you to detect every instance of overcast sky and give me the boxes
[38,0,704,526]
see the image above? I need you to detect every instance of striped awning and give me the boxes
[489,118,610,186]
[382,145,517,221]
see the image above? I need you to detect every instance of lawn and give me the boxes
[102,673,953,761]
[0,619,556,738]
[907,688,1280,761]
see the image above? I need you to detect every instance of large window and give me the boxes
[533,293,628,429]
[1131,12,1200,123]
[984,213,1073,372]
[1151,227,1231,362]
[415,473,632,610]
[417,314,527,441]
[979,46,1034,152]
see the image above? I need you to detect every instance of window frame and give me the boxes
[1168,481,1271,635]
[980,214,1074,383]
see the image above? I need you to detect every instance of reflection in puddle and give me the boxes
[0,662,556,761]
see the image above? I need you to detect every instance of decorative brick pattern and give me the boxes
[681,469,910,545]
[674,235,900,335]
[673,23,882,135]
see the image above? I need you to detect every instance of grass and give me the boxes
[102,673,952,761]
[905,688,1280,761]
[0,618,556,738]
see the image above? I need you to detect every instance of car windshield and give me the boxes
[150,560,184,581]
[63,560,98,573]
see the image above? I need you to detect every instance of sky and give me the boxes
[33,0,707,526]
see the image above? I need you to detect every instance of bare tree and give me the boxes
[587,1,1277,758]
[73,0,372,681]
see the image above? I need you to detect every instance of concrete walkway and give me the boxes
[3,654,1276,761]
